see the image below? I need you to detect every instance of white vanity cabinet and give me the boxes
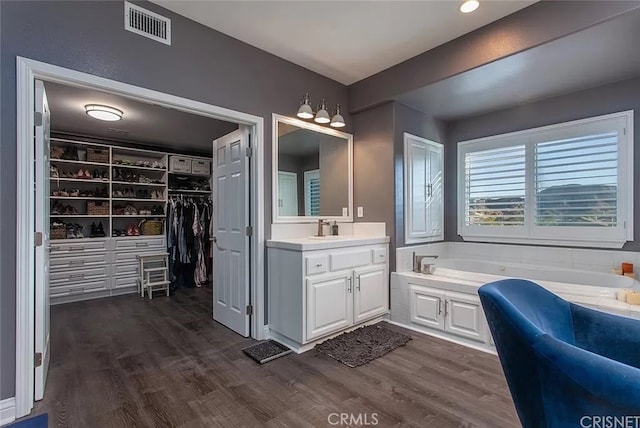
[268,237,390,352]
[409,285,487,344]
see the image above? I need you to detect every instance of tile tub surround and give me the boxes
[397,241,640,277]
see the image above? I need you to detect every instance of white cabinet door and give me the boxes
[403,133,443,244]
[444,291,486,343]
[306,272,353,341]
[409,285,445,331]
[353,266,388,323]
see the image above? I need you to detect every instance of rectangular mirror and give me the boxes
[273,114,353,223]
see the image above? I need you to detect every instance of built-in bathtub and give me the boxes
[432,258,636,295]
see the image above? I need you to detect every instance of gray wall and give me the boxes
[0,0,349,399]
[445,75,640,249]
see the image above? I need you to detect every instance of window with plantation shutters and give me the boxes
[464,145,526,227]
[458,111,633,248]
[305,169,320,216]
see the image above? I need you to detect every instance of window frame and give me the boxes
[457,111,634,248]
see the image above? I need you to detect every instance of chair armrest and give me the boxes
[534,334,640,412]
[570,303,640,369]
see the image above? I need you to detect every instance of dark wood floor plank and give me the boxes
[29,287,519,427]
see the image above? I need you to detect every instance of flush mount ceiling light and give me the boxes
[296,93,345,127]
[460,0,480,13]
[85,104,123,121]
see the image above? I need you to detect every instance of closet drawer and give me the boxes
[305,255,328,276]
[50,266,108,285]
[329,249,371,272]
[113,276,138,290]
[50,239,109,255]
[191,159,211,175]
[112,249,168,265]
[372,248,387,264]
[113,237,165,251]
[50,279,110,297]
[112,262,139,277]
[50,253,108,271]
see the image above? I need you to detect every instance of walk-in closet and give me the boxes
[44,81,238,304]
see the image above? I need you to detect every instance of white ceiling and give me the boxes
[150,0,537,85]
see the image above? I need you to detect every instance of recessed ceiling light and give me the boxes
[85,104,123,121]
[460,0,480,13]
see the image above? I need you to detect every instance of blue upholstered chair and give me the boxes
[478,279,640,428]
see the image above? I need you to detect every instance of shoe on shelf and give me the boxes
[50,166,59,178]
[101,171,109,181]
[96,222,106,237]
[59,189,69,197]
[92,169,100,180]
[69,189,79,197]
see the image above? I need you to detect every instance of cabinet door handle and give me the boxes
[444,300,449,317]
[438,298,442,315]
[356,275,361,291]
[347,277,352,293]
[316,263,323,267]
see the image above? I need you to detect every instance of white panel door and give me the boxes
[277,171,298,216]
[409,285,445,331]
[444,291,486,343]
[353,266,388,323]
[34,79,51,400]
[306,272,352,341]
[212,128,250,336]
[404,133,443,244]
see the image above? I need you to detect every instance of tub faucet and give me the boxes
[316,219,330,237]
[413,253,439,274]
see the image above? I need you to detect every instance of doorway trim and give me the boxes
[15,56,265,418]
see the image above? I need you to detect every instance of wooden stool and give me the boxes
[137,252,170,299]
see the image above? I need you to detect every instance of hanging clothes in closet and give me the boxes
[166,195,213,289]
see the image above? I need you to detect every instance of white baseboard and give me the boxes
[263,325,270,340]
[0,397,16,426]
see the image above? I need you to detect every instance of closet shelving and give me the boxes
[48,137,212,304]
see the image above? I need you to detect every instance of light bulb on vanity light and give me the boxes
[330,104,345,128]
[460,0,479,13]
[296,93,314,119]
[314,99,330,124]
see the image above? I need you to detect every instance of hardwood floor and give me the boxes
[31,288,519,427]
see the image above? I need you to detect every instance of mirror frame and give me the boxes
[272,113,353,223]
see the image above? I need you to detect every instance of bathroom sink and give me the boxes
[306,235,348,240]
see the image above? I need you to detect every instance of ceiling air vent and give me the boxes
[124,1,171,45]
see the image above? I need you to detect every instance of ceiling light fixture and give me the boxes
[296,94,345,127]
[460,0,479,13]
[85,104,123,121]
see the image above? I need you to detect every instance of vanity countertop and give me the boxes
[267,235,389,251]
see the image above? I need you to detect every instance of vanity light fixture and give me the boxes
[85,104,123,121]
[460,0,480,13]
[330,104,345,128]
[296,93,314,119]
[296,93,345,127]
[314,99,331,124]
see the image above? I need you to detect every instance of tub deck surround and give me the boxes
[268,234,390,353]
[391,260,640,355]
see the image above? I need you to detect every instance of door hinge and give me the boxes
[35,232,43,247]
[34,112,43,127]
[245,147,253,157]
[34,352,42,368]
[246,305,253,315]
[245,226,253,236]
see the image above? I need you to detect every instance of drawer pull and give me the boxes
[378,254,385,257]
[315,263,323,267]
[136,242,149,247]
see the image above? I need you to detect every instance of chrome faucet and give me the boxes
[413,253,439,274]
[316,219,330,237]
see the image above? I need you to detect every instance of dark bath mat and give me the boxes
[243,340,292,364]
[315,323,412,368]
